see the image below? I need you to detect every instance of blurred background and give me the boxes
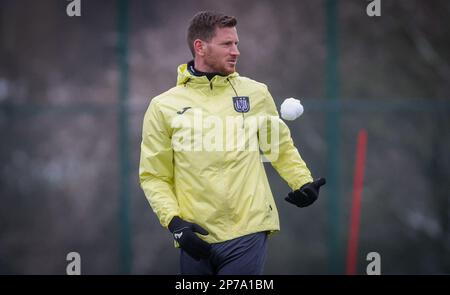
[0,0,449,275]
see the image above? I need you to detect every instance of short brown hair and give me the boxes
[187,11,237,57]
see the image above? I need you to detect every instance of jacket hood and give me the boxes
[176,63,239,87]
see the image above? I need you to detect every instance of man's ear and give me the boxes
[194,39,205,56]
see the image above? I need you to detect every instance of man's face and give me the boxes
[202,26,240,75]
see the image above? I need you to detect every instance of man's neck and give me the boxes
[193,57,214,73]
[188,60,222,81]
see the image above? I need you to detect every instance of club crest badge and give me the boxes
[232,96,250,113]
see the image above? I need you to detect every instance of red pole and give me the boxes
[346,129,368,275]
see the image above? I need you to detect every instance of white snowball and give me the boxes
[280,97,304,121]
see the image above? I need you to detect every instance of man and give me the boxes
[139,11,325,275]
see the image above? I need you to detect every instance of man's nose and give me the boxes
[231,44,240,56]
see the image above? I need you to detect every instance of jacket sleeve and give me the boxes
[139,98,180,228]
[259,86,313,190]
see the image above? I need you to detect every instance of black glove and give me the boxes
[285,178,326,208]
[168,216,211,260]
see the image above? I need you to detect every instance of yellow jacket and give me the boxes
[139,63,313,243]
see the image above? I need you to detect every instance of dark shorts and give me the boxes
[180,231,268,275]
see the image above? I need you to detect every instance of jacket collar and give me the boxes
[176,63,239,88]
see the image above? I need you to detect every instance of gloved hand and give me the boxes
[168,216,212,260]
[285,178,326,208]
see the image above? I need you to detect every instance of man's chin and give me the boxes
[222,66,236,75]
